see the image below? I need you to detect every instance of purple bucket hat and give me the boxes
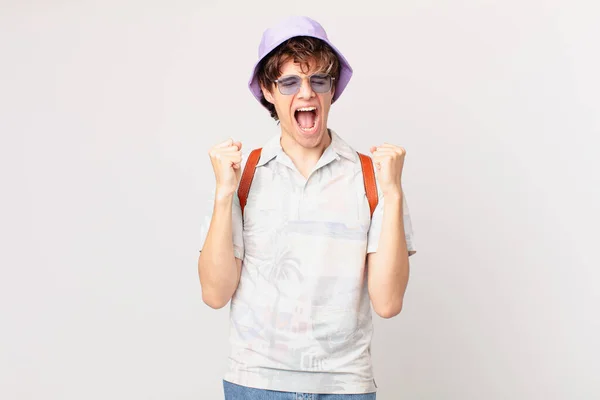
[248,16,353,107]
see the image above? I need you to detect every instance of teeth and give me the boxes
[296,107,316,112]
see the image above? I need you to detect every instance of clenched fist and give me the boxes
[369,143,406,197]
[208,138,243,198]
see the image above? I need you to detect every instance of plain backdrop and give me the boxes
[1,1,599,399]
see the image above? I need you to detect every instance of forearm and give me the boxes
[198,194,241,309]
[368,191,410,318]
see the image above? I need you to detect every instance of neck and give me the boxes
[280,128,331,178]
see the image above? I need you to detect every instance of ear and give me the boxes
[261,84,275,104]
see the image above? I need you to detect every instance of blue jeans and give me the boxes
[223,381,376,400]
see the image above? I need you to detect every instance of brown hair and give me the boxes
[256,36,341,121]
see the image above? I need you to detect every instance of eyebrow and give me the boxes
[279,72,329,78]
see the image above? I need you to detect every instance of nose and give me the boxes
[297,76,315,99]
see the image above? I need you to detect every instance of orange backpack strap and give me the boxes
[358,152,379,218]
[238,148,262,217]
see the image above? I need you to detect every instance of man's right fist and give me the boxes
[208,138,243,198]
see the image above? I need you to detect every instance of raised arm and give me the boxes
[198,139,244,309]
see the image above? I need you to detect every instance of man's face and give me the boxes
[262,59,335,149]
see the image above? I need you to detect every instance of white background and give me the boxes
[1,1,598,399]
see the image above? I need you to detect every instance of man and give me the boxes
[198,16,416,399]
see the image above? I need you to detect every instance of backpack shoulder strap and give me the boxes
[238,148,262,217]
[357,152,379,218]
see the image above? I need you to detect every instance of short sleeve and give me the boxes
[366,186,416,256]
[198,188,245,260]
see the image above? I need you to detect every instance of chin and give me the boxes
[292,126,328,148]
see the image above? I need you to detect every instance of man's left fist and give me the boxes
[369,143,406,196]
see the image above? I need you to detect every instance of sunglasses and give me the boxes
[274,73,335,95]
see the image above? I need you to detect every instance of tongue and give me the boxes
[296,111,316,129]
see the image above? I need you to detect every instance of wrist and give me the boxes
[215,187,236,202]
[382,185,403,200]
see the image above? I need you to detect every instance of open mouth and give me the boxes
[294,106,319,133]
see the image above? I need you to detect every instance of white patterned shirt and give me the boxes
[199,130,416,394]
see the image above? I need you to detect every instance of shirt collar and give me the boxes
[329,129,359,162]
[256,129,358,167]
